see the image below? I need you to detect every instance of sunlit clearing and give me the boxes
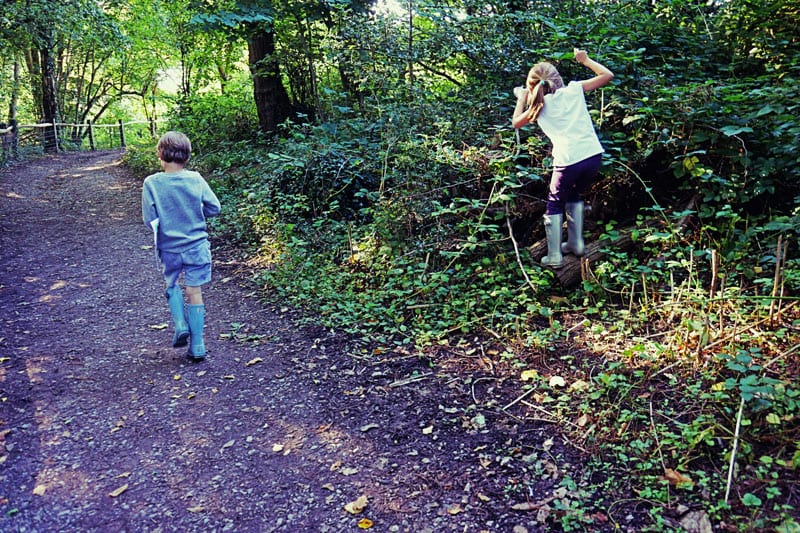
[372,0,407,17]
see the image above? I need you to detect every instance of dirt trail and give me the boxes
[0,151,563,532]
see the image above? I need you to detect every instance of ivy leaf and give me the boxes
[741,493,762,507]
[719,125,753,137]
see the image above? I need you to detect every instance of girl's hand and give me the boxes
[513,86,527,99]
[574,48,588,65]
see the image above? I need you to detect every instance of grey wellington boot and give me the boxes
[186,304,206,360]
[561,201,585,256]
[165,286,190,347]
[541,213,564,267]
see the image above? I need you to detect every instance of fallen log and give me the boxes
[521,195,699,288]
[529,229,636,288]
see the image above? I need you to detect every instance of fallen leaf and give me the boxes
[512,502,539,511]
[662,468,694,488]
[569,379,590,392]
[116,472,132,479]
[340,467,359,476]
[549,375,566,388]
[576,413,590,427]
[512,495,554,512]
[149,323,168,330]
[322,483,335,491]
[357,518,374,529]
[520,369,538,382]
[422,425,434,435]
[679,510,712,533]
[344,495,368,515]
[245,357,263,367]
[360,424,379,433]
[32,485,47,496]
[173,374,181,381]
[109,484,129,498]
[477,492,491,502]
[471,414,486,429]
[187,505,205,513]
[220,439,235,452]
[272,443,284,453]
[0,429,11,441]
[446,503,463,515]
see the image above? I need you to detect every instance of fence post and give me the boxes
[53,122,60,153]
[10,120,17,159]
[88,120,95,151]
[118,119,126,148]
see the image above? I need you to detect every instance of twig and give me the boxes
[769,236,787,326]
[725,396,745,504]
[650,400,670,507]
[471,376,495,404]
[505,205,540,293]
[649,401,666,471]
[502,387,535,411]
[710,249,719,300]
[702,301,798,353]
[763,343,800,371]
[389,373,432,388]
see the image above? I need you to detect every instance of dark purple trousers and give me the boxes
[546,153,602,215]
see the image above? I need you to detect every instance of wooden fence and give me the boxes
[1,119,166,163]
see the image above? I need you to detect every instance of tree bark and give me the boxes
[530,230,636,288]
[248,30,291,133]
[40,43,60,153]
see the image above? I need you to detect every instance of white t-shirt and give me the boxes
[536,81,603,167]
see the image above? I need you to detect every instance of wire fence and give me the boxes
[1,119,167,166]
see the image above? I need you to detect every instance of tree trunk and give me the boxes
[9,57,20,122]
[25,48,43,118]
[40,44,60,153]
[248,30,291,133]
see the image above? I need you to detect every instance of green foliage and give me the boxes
[168,79,258,152]
[31,0,800,529]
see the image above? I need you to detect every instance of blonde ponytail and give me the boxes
[523,63,564,122]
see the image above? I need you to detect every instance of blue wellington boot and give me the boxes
[186,304,206,360]
[165,286,190,348]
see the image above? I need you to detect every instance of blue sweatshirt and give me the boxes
[142,170,221,253]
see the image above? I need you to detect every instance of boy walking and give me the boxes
[142,131,221,360]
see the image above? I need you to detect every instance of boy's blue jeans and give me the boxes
[161,240,212,288]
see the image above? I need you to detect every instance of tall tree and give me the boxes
[0,0,121,151]
[192,1,292,132]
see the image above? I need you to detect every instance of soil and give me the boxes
[0,150,604,532]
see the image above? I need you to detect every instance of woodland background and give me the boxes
[2,0,799,530]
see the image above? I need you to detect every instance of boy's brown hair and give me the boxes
[157,131,192,165]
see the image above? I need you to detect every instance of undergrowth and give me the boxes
[124,111,800,529]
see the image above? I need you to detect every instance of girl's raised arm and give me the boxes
[574,48,614,92]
